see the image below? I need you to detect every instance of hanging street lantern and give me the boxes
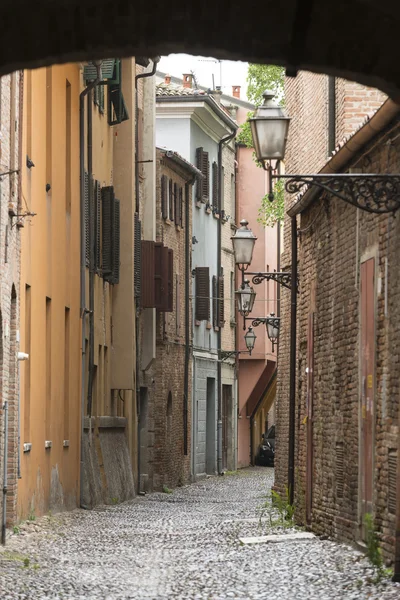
[244,326,257,355]
[236,279,256,318]
[250,90,290,164]
[265,313,280,351]
[231,219,257,268]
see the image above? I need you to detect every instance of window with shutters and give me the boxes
[161,175,168,219]
[196,147,209,203]
[95,180,102,272]
[212,275,218,329]
[168,179,174,221]
[195,267,210,322]
[141,241,173,312]
[221,166,225,213]
[174,183,180,227]
[212,161,218,209]
[94,84,105,114]
[107,60,129,126]
[176,273,181,336]
[179,187,184,228]
[141,240,155,308]
[102,186,120,284]
[218,270,225,327]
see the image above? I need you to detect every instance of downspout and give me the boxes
[217,130,236,475]
[288,215,298,505]
[328,76,336,155]
[79,63,101,505]
[134,57,159,492]
[17,71,24,481]
[86,90,95,417]
[184,182,191,455]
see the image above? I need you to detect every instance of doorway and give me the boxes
[222,385,233,471]
[359,257,375,538]
[206,378,216,475]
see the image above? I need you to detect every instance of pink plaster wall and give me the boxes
[235,106,278,467]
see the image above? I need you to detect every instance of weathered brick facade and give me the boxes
[138,150,194,491]
[0,72,21,529]
[276,71,399,561]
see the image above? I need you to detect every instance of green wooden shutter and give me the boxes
[111,199,120,284]
[102,186,114,278]
[134,214,142,305]
[84,172,89,266]
[95,180,101,272]
[195,267,210,321]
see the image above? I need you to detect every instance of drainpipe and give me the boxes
[184,182,191,455]
[288,216,298,505]
[79,62,102,505]
[134,57,160,492]
[1,401,9,545]
[86,90,95,417]
[328,76,336,155]
[217,130,236,476]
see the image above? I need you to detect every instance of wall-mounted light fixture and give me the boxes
[250,90,400,214]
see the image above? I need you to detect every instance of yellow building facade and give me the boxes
[19,63,82,518]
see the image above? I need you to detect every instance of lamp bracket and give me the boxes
[245,316,281,329]
[247,271,292,290]
[271,173,400,215]
[220,350,249,362]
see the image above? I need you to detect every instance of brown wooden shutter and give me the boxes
[218,273,225,327]
[212,275,218,328]
[196,147,204,201]
[84,172,89,265]
[195,267,210,321]
[134,214,142,305]
[161,175,168,219]
[111,199,120,284]
[155,243,170,310]
[168,179,173,221]
[167,249,173,312]
[221,165,225,212]
[202,151,209,202]
[141,240,155,308]
[102,186,115,277]
[174,183,180,226]
[95,180,101,272]
[179,187,184,228]
[212,162,218,208]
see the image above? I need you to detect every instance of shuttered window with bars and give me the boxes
[101,186,120,284]
[179,187,184,228]
[95,180,101,272]
[84,172,90,266]
[195,267,210,322]
[196,147,209,203]
[134,214,142,306]
[212,161,218,209]
[174,183,180,227]
[168,179,174,221]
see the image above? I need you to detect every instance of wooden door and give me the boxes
[360,258,375,535]
[306,312,314,524]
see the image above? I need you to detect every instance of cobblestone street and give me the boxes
[1,468,400,600]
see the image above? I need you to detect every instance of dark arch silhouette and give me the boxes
[0,2,400,96]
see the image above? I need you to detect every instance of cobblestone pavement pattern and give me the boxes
[1,468,400,599]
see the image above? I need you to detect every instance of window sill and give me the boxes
[195,319,201,327]
[195,201,202,209]
[206,322,212,330]
[164,218,173,226]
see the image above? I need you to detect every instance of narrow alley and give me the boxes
[1,468,400,600]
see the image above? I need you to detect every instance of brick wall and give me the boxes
[0,72,21,527]
[138,151,193,490]
[276,70,396,559]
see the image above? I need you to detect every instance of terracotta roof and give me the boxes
[156,147,203,180]
[156,82,206,97]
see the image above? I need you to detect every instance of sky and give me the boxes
[158,54,249,100]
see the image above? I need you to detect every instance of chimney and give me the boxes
[182,73,193,89]
[165,74,171,85]
[232,86,241,99]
